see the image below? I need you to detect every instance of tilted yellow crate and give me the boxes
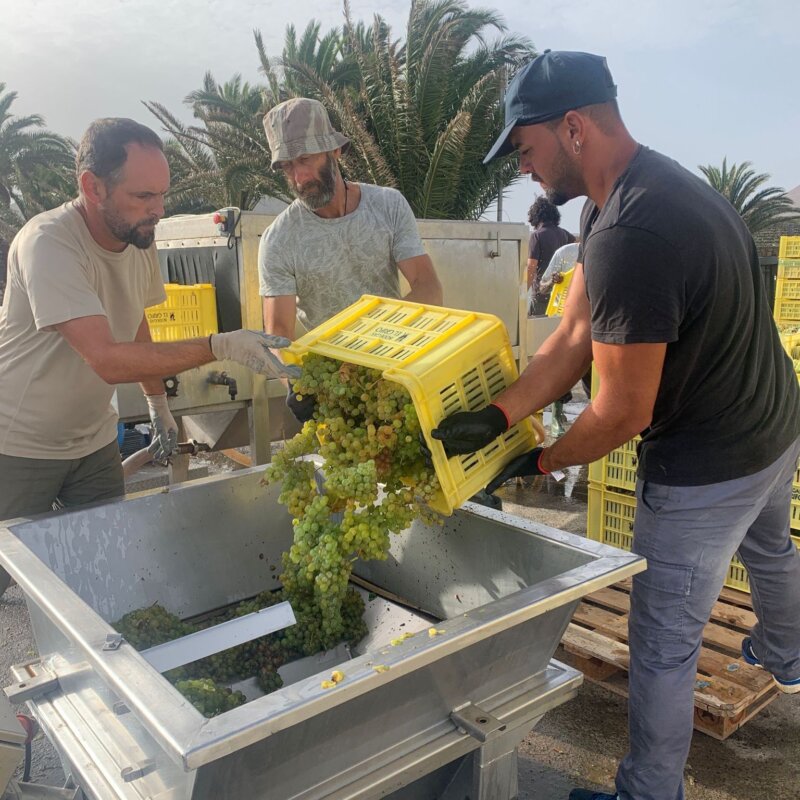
[284,295,542,515]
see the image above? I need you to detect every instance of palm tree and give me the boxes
[145,73,284,213]
[147,1,534,220]
[699,158,800,235]
[275,0,535,219]
[0,83,75,240]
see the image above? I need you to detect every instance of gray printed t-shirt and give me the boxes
[258,183,426,330]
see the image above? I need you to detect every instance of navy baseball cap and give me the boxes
[483,50,617,164]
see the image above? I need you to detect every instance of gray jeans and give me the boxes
[616,438,800,800]
[0,440,124,594]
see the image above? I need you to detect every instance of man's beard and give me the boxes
[540,141,584,207]
[101,205,158,248]
[292,155,337,211]
[544,185,572,206]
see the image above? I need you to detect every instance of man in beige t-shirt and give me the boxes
[0,118,298,594]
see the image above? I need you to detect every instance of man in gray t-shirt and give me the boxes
[259,98,442,382]
[259,182,433,331]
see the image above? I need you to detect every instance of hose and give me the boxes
[121,447,154,479]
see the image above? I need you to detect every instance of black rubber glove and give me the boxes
[286,383,316,423]
[470,488,503,510]
[430,404,509,457]
[486,447,548,494]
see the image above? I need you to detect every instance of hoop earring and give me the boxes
[573,140,582,155]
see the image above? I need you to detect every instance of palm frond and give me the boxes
[700,157,800,235]
[138,0,535,221]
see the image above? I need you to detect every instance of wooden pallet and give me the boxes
[558,579,778,740]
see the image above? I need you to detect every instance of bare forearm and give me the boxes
[262,299,297,388]
[527,259,538,290]
[404,276,443,306]
[494,331,592,424]
[96,339,214,384]
[266,320,295,341]
[135,319,178,395]
[140,377,167,395]
[540,347,659,473]
[540,402,642,473]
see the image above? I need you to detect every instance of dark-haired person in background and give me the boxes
[0,118,296,595]
[527,195,574,316]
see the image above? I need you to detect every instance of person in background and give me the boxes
[258,98,442,423]
[431,50,800,800]
[0,118,297,596]
[527,195,575,315]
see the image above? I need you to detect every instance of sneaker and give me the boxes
[742,637,800,694]
[568,791,618,800]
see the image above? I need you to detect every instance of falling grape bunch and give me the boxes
[264,354,441,645]
[112,355,440,717]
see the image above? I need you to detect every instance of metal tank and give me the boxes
[0,469,644,799]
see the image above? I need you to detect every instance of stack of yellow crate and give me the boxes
[775,235,800,544]
[775,236,800,325]
[586,373,800,593]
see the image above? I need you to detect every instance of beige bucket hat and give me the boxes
[263,98,350,168]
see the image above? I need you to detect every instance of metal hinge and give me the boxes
[121,759,157,782]
[450,703,507,743]
[102,633,124,651]
[5,661,59,704]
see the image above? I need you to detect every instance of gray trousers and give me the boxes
[0,440,124,594]
[616,438,800,800]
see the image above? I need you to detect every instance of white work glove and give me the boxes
[210,331,301,380]
[146,393,178,461]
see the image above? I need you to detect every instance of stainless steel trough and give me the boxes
[0,469,644,799]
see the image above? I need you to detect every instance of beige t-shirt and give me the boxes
[0,202,166,459]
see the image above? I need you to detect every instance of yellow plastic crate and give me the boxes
[781,332,800,357]
[284,295,542,515]
[779,236,800,260]
[793,463,800,532]
[778,260,800,279]
[728,531,800,591]
[146,284,218,343]
[545,267,575,317]
[587,370,641,492]
[588,484,800,592]
[588,437,640,492]
[587,484,637,551]
[775,278,800,302]
[774,298,800,323]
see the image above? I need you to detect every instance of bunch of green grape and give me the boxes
[174,679,246,717]
[112,584,368,714]
[264,353,440,647]
[113,604,195,650]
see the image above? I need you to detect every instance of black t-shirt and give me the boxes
[529,224,575,279]
[580,146,799,485]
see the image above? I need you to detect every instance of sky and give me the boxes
[3,0,799,234]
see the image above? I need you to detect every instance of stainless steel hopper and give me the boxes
[0,469,644,799]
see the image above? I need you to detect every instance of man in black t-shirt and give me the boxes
[430,51,800,800]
